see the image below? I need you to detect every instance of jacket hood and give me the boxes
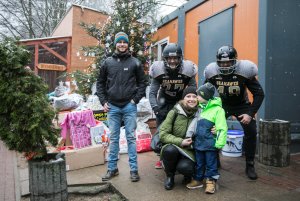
[175,103,187,116]
[175,101,199,117]
[199,97,222,110]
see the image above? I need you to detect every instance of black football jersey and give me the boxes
[204,60,264,117]
[157,71,193,101]
[149,60,197,107]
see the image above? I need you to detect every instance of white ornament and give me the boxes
[106,35,111,40]
[138,50,143,55]
[130,46,134,51]
[116,20,121,26]
[76,51,80,56]
[92,64,96,69]
[130,29,134,34]
[121,3,126,8]
[105,43,110,47]
[151,28,154,33]
[72,80,77,85]
[122,26,124,30]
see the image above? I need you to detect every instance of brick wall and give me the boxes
[71,6,108,72]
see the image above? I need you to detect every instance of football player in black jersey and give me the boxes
[149,43,197,169]
[204,45,264,180]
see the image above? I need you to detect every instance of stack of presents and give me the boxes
[49,82,154,171]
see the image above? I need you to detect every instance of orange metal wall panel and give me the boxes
[71,7,108,72]
[233,0,259,64]
[154,18,178,44]
[184,0,258,65]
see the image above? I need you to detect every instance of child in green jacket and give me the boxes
[186,82,227,194]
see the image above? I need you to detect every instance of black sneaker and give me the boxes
[246,161,258,180]
[130,171,140,182]
[102,169,119,181]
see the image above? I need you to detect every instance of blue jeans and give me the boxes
[194,150,219,181]
[107,102,138,172]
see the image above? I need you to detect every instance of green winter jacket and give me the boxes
[159,103,198,162]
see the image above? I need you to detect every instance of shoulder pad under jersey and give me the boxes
[235,60,258,78]
[149,61,165,78]
[179,60,198,77]
[204,62,219,79]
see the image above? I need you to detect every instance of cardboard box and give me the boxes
[61,145,105,171]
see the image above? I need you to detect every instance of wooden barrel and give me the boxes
[29,153,68,201]
[258,119,290,167]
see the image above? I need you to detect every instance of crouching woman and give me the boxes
[159,86,199,190]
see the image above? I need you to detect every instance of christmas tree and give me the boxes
[0,38,59,160]
[67,0,160,96]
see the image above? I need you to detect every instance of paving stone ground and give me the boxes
[2,139,300,201]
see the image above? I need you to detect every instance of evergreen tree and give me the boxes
[0,38,59,160]
[67,0,160,96]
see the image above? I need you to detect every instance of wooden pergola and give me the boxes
[20,36,72,91]
[20,36,72,73]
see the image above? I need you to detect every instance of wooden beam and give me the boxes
[39,43,68,63]
[34,44,39,74]
[66,39,72,71]
[20,37,71,46]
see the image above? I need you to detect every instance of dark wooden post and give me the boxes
[258,119,290,167]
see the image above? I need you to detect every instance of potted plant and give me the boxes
[0,38,67,200]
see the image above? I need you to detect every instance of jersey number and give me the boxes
[163,83,185,96]
[217,86,240,96]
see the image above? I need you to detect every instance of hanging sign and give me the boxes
[37,63,66,71]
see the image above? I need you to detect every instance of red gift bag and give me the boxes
[136,131,152,153]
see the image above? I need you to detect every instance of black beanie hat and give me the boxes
[196,82,215,101]
[182,86,197,99]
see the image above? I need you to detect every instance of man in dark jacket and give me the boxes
[204,45,265,180]
[97,32,147,182]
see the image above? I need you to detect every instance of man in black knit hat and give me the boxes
[97,32,147,182]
